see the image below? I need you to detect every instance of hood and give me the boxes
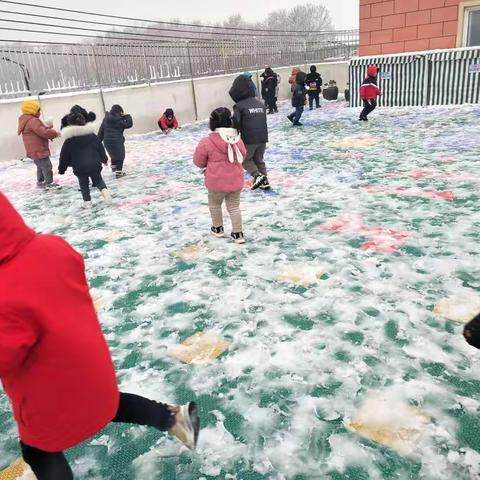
[61,123,97,140]
[17,114,36,135]
[229,75,256,103]
[21,99,41,116]
[209,128,244,164]
[164,108,174,118]
[367,65,378,77]
[296,71,307,84]
[291,67,301,75]
[310,65,317,73]
[0,193,35,265]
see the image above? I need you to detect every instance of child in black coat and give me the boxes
[59,113,112,208]
[98,104,133,178]
[288,71,308,127]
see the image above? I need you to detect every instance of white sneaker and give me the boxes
[168,402,200,450]
[101,189,112,204]
[83,201,93,209]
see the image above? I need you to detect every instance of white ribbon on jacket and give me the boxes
[215,128,244,164]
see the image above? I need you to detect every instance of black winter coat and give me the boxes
[230,75,268,145]
[59,124,108,176]
[98,112,133,146]
[292,72,308,107]
[305,72,323,92]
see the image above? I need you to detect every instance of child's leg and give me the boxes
[37,157,54,185]
[33,160,45,184]
[293,106,304,124]
[252,143,267,176]
[21,442,73,480]
[91,171,107,191]
[315,93,320,108]
[77,175,91,201]
[225,191,242,233]
[309,94,314,110]
[208,191,226,228]
[243,144,262,177]
[112,393,175,431]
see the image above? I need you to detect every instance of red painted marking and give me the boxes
[322,213,410,254]
[362,184,456,201]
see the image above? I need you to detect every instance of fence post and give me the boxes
[254,36,261,99]
[186,41,199,121]
[142,44,151,86]
[304,39,308,72]
[91,45,106,113]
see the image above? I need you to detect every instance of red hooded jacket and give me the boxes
[360,65,381,101]
[0,193,119,452]
[158,114,179,131]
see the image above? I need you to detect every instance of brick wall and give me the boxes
[360,0,462,55]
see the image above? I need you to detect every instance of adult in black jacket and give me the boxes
[288,71,307,127]
[229,75,270,190]
[260,67,278,114]
[60,105,96,129]
[305,65,323,110]
[98,104,133,177]
[59,113,111,208]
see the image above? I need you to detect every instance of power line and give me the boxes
[0,8,320,38]
[0,0,348,35]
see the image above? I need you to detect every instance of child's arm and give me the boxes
[30,119,59,140]
[232,106,242,131]
[0,311,38,377]
[193,140,208,169]
[98,121,105,142]
[173,117,179,129]
[96,137,109,165]
[58,140,71,174]
[121,114,133,129]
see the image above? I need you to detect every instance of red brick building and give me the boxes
[360,0,480,56]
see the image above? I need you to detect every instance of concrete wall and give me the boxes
[0,61,348,163]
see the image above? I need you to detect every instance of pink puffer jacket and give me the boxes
[18,115,58,160]
[193,128,246,193]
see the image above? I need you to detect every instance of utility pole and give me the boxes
[186,41,199,121]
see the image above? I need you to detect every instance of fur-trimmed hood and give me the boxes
[61,123,97,140]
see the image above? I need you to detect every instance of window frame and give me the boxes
[457,1,480,47]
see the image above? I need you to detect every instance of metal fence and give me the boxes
[0,31,358,98]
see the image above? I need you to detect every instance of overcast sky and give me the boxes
[0,0,359,42]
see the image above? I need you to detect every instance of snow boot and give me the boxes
[101,188,112,204]
[259,177,271,190]
[293,122,303,127]
[211,226,224,238]
[251,174,267,190]
[115,171,126,179]
[231,232,246,244]
[168,402,200,450]
[287,114,295,124]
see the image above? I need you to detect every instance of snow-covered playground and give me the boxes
[1,100,480,479]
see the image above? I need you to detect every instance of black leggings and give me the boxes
[21,393,174,480]
[77,171,107,202]
[361,99,377,119]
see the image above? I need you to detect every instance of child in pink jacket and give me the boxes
[193,107,247,244]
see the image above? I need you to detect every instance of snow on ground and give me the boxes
[1,100,480,479]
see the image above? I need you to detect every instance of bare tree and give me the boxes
[266,4,333,32]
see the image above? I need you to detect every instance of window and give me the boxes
[458,2,480,47]
[465,7,480,46]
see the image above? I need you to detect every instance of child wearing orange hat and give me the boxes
[17,100,61,188]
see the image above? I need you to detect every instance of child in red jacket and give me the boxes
[158,108,179,133]
[0,192,199,479]
[359,65,381,121]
